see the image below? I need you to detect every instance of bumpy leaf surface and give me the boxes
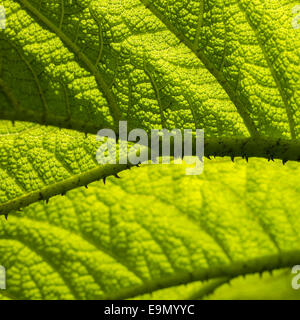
[0,1,299,156]
[0,159,300,300]
[205,269,300,300]
[0,121,136,215]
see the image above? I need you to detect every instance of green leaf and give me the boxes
[205,269,300,300]
[0,0,300,160]
[141,0,300,138]
[0,0,299,301]
[1,158,300,300]
[0,120,134,215]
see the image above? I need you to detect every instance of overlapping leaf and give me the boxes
[0,0,299,141]
[0,159,300,299]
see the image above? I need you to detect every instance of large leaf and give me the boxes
[0,0,300,160]
[0,158,300,300]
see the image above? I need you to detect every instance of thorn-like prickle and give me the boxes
[231,155,234,162]
[85,185,88,189]
[103,177,106,184]
[5,214,8,220]
[114,174,121,179]
[282,159,287,165]
[245,156,248,162]
[46,199,49,204]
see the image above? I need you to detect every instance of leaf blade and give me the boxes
[1,158,300,299]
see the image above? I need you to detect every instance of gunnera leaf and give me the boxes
[0,159,300,299]
[0,0,299,162]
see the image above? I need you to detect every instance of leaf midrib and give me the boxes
[2,135,300,215]
[0,162,135,216]
[108,251,300,299]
